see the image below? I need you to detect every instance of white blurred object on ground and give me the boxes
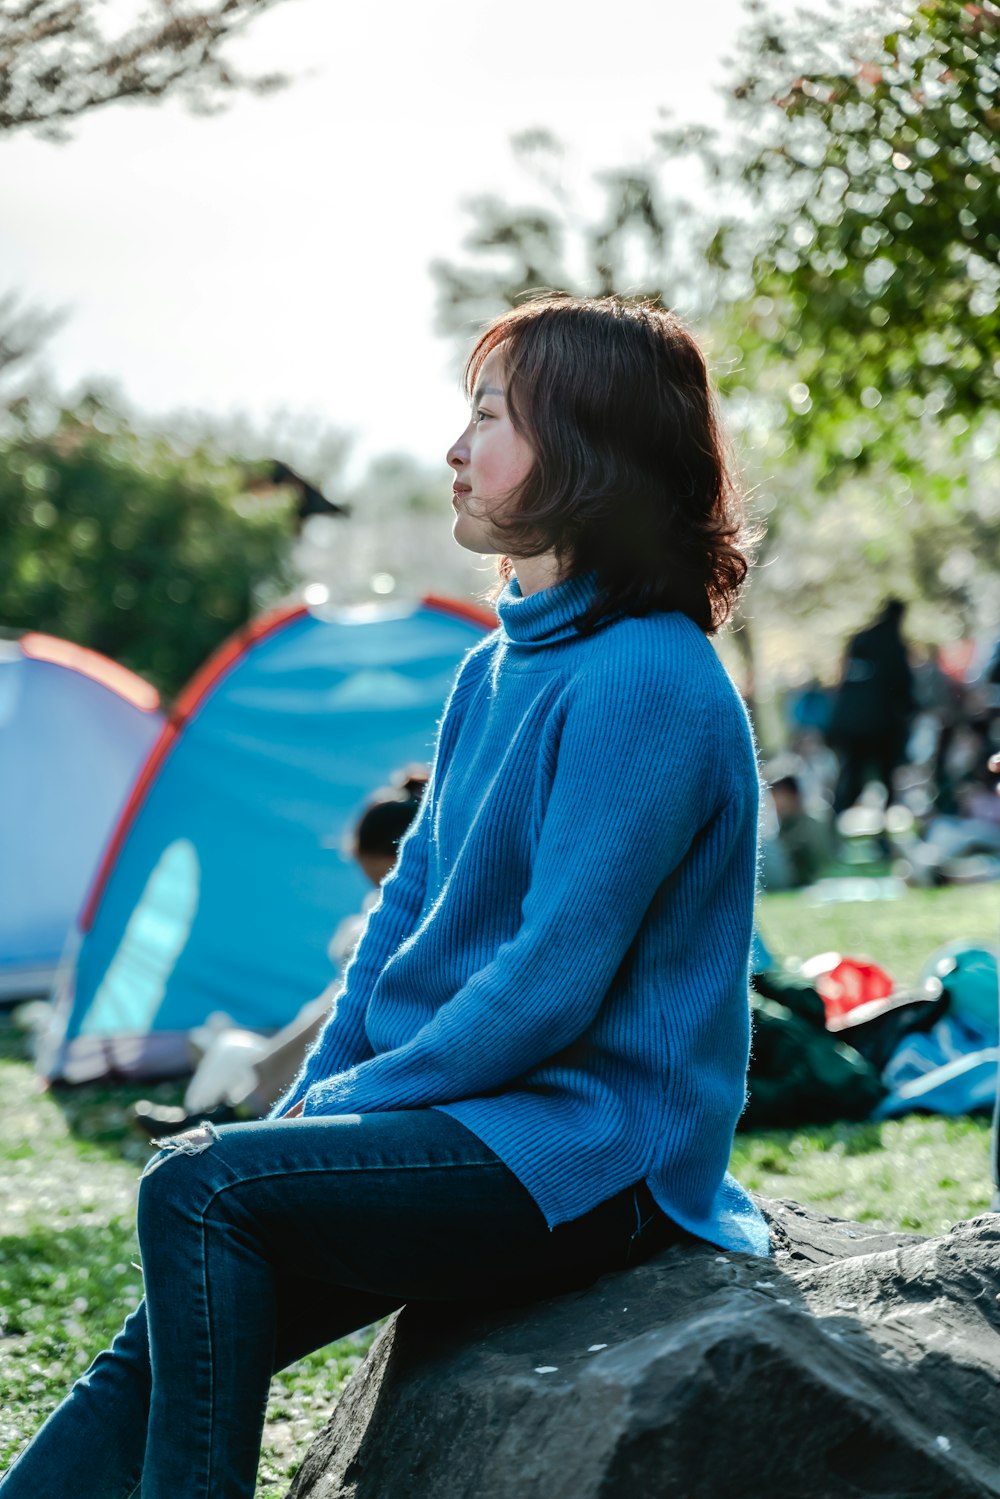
[184,1029,269,1113]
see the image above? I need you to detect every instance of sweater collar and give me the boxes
[496,569,604,649]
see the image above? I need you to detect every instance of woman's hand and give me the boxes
[284,1100,304,1118]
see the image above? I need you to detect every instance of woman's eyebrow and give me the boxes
[472,384,504,405]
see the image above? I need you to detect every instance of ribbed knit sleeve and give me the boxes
[273,637,498,1116]
[271,782,434,1114]
[298,641,717,1117]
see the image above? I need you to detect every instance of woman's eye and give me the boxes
[474,408,492,423]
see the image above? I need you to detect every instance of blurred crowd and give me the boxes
[761,600,1000,890]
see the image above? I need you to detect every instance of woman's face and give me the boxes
[446,348,534,555]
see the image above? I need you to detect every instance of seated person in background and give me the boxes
[762,773,830,890]
[131,767,429,1138]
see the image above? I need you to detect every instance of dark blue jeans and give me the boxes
[0,1110,677,1499]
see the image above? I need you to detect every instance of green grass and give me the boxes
[734,881,999,1228]
[731,1114,991,1232]
[1,882,998,1487]
[0,1048,370,1491]
[758,880,999,980]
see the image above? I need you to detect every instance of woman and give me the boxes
[1,294,768,1499]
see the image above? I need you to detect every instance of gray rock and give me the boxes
[286,1200,1000,1499]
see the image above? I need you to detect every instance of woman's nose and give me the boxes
[447,428,469,471]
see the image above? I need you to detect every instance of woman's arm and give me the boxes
[272,782,434,1113]
[297,653,742,1117]
[274,638,495,1115]
[271,785,431,1115]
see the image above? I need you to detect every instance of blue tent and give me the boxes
[0,633,163,1001]
[40,596,494,1083]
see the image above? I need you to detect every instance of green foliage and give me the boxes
[0,399,296,698]
[435,4,1000,463]
[432,130,694,343]
[0,291,63,400]
[730,428,1000,674]
[710,0,1000,464]
[0,0,290,139]
[430,5,1000,665]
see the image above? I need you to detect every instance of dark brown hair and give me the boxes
[352,766,430,859]
[465,293,754,634]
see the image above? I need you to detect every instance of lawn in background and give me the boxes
[1,881,998,1489]
[733,882,998,1226]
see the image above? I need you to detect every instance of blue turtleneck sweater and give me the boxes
[280,571,769,1257]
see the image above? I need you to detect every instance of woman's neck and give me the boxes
[509,551,564,597]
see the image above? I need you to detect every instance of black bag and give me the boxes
[742,971,886,1130]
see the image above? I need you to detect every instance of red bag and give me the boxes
[799,952,895,1029]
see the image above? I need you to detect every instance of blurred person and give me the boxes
[988,752,1000,1211]
[784,675,832,742]
[983,637,1000,700]
[762,773,830,890]
[130,769,430,1138]
[829,597,915,815]
[0,295,767,1499]
[899,766,1000,884]
[786,726,838,812]
[911,643,966,812]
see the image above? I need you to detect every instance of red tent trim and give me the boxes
[421,594,497,629]
[79,604,307,933]
[78,597,494,933]
[20,633,160,713]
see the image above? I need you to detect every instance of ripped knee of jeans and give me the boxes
[140,1120,219,1178]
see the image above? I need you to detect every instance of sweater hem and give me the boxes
[433,1102,770,1257]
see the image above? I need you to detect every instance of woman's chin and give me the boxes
[452,516,497,556]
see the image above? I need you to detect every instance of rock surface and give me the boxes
[286,1200,1000,1499]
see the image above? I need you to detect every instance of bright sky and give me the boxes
[0,0,845,481]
